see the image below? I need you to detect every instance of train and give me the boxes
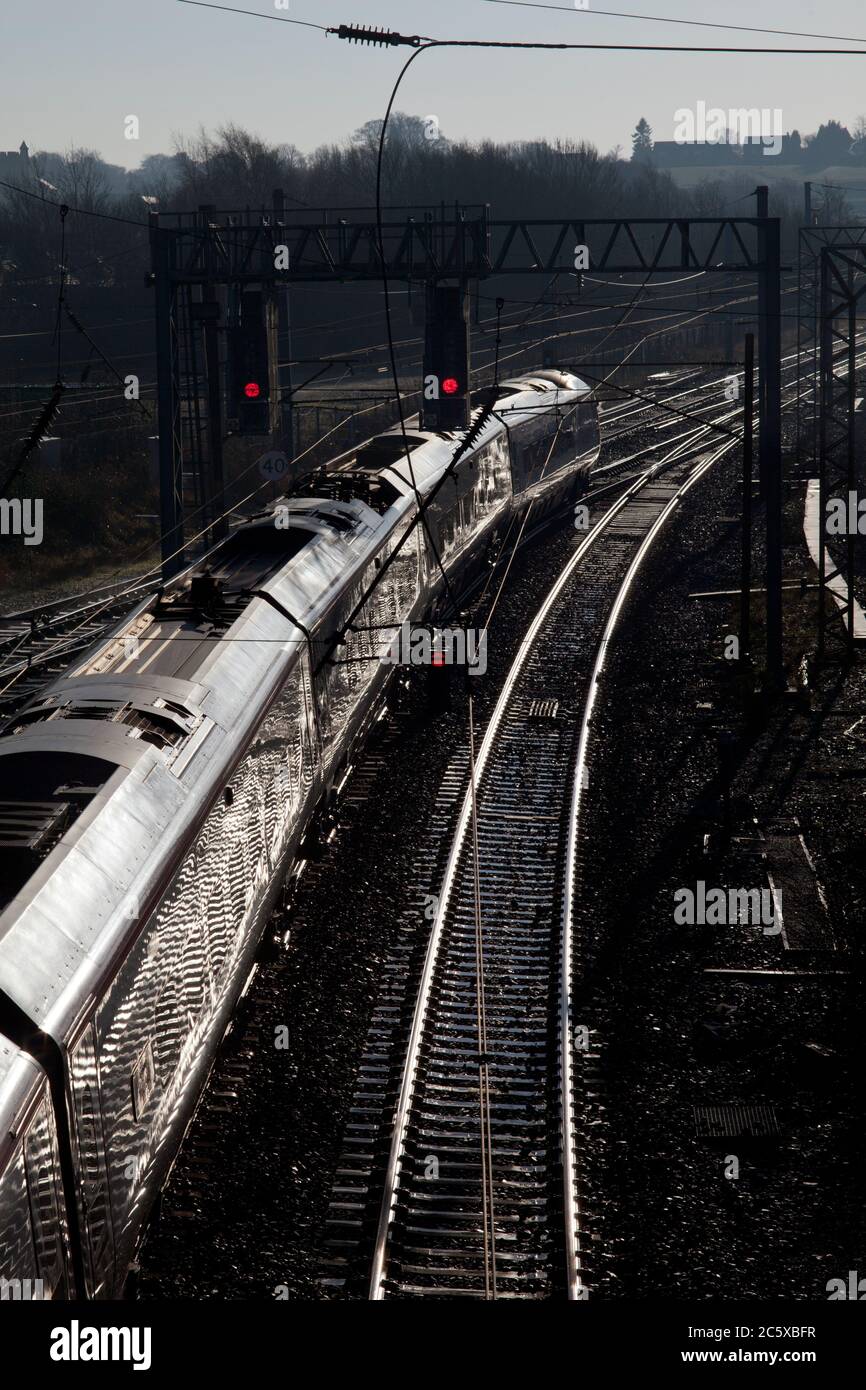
[0,369,600,1299]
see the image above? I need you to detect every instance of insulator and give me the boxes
[331,24,421,48]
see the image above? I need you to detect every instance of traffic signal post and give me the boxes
[227,289,280,437]
[421,282,471,433]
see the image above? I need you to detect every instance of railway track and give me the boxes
[318,422,733,1300]
[600,336,865,447]
[321,346,857,1300]
[0,574,160,715]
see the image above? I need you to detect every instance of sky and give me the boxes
[3,0,866,167]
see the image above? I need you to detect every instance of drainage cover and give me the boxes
[528,698,559,719]
[693,1103,780,1138]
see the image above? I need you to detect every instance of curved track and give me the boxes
[364,431,730,1300]
[324,343,850,1300]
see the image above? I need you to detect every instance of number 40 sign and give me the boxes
[257,450,290,483]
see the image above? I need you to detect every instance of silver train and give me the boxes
[0,370,599,1299]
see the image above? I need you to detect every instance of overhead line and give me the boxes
[176,0,328,29]
[175,5,866,52]
[476,1,866,47]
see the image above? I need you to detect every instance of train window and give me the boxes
[23,1101,67,1298]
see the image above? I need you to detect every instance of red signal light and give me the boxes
[441,377,459,396]
[244,381,262,400]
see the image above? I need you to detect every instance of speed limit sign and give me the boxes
[257,450,290,482]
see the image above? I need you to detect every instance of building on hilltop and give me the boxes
[0,141,30,178]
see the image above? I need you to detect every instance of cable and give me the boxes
[62,306,153,420]
[0,177,151,231]
[52,205,68,385]
[584,269,707,290]
[1,206,71,493]
[175,0,328,30]
[0,315,152,342]
[493,297,505,381]
[374,52,464,624]
[332,31,866,55]
[177,4,866,52]
[0,384,65,495]
[476,1,866,47]
[591,268,655,374]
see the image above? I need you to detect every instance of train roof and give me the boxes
[498,369,592,397]
[0,365,590,1044]
[317,370,591,501]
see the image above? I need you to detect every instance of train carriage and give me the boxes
[0,370,599,1298]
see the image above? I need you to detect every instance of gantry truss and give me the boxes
[156,206,772,284]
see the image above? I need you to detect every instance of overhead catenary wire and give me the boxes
[476,0,866,47]
[176,2,866,52]
[52,205,68,386]
[331,29,866,55]
[0,315,153,342]
[176,0,328,30]
[313,19,863,670]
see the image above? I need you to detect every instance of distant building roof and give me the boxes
[650,142,736,167]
